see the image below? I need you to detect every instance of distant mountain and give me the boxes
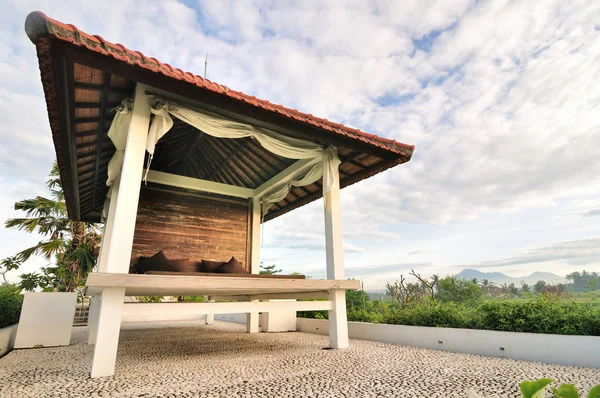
[454,269,565,285]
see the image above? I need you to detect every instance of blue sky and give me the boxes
[1,0,599,288]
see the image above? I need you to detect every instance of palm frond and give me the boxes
[69,242,97,276]
[46,161,63,191]
[16,238,67,262]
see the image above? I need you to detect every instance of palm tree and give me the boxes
[0,256,21,284]
[4,162,101,292]
[481,279,490,295]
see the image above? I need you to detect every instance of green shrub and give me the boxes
[384,301,481,329]
[347,308,386,323]
[0,285,23,328]
[298,288,600,336]
[180,296,207,302]
[297,310,328,319]
[478,295,600,335]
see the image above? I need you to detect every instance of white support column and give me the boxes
[97,176,121,272]
[246,197,261,333]
[324,168,348,349]
[90,287,126,378]
[103,83,150,274]
[90,83,151,378]
[205,298,215,325]
[87,295,101,345]
[89,178,120,344]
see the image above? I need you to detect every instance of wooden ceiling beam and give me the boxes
[74,81,130,94]
[91,71,112,210]
[75,101,121,109]
[192,143,214,179]
[244,140,297,185]
[339,151,368,170]
[232,145,270,187]
[201,140,235,185]
[187,157,203,179]
[210,138,256,187]
[207,138,247,184]
[74,116,107,124]
[176,131,205,175]
[75,129,101,138]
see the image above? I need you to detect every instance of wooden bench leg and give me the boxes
[246,299,259,333]
[87,295,101,345]
[328,290,348,349]
[90,287,125,378]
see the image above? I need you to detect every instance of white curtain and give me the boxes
[147,95,341,214]
[105,98,133,187]
[102,98,133,220]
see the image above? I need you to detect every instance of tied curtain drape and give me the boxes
[146,95,341,215]
[103,95,341,219]
[102,98,133,220]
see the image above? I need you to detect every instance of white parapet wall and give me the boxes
[215,313,247,324]
[14,292,77,349]
[297,318,600,368]
[0,324,18,357]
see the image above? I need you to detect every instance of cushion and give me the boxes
[137,250,177,274]
[169,258,193,272]
[201,259,226,273]
[219,257,248,274]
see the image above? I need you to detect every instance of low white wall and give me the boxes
[297,318,600,368]
[14,292,77,348]
[215,313,247,324]
[0,324,18,357]
[122,302,207,322]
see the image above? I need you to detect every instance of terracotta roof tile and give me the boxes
[24,10,414,157]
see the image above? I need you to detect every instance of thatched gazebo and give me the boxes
[24,11,414,378]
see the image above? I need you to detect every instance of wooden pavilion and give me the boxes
[24,11,414,378]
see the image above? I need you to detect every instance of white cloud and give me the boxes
[1,0,599,287]
[463,237,600,269]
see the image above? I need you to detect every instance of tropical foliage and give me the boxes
[259,264,282,275]
[0,284,24,328]
[299,271,600,336]
[469,378,600,398]
[2,162,101,292]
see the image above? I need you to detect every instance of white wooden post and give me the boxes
[324,167,349,349]
[205,298,215,325]
[87,295,100,344]
[90,83,151,378]
[246,197,261,333]
[90,287,126,378]
[97,176,121,272]
[89,176,120,344]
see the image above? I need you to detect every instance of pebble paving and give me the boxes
[0,320,598,398]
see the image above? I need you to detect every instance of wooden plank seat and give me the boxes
[86,272,359,297]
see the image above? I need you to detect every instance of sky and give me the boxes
[1,0,599,289]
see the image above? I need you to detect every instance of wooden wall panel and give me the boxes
[131,184,251,271]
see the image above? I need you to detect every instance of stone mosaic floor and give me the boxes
[1,320,598,398]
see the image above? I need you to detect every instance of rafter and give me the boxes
[175,131,205,175]
[211,138,257,187]
[91,71,112,210]
[207,138,247,181]
[74,81,130,94]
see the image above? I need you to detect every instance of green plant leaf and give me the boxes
[551,384,579,398]
[521,379,554,398]
[588,385,600,398]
